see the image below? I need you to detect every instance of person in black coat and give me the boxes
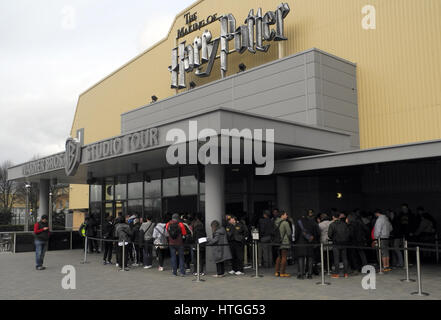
[226,216,248,275]
[102,215,114,264]
[328,213,351,278]
[258,210,273,268]
[346,214,368,273]
[294,215,320,279]
[85,215,99,253]
[131,218,143,266]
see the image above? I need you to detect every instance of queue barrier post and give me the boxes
[252,240,263,278]
[435,235,439,264]
[326,242,331,276]
[401,240,415,283]
[316,243,330,286]
[377,238,383,274]
[121,241,126,272]
[411,246,429,296]
[193,243,205,282]
[81,236,89,264]
[13,232,16,254]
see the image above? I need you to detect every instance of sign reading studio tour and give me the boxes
[21,127,160,178]
[170,3,291,89]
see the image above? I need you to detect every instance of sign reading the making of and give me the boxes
[22,153,65,176]
[170,3,290,89]
[177,12,219,40]
[84,127,159,163]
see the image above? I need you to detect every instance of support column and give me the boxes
[205,164,225,273]
[277,176,291,215]
[38,179,50,220]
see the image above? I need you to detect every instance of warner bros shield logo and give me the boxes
[65,138,82,176]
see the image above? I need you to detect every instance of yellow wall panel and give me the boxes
[70,0,441,150]
[69,184,89,210]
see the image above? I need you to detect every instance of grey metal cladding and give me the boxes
[122,48,359,149]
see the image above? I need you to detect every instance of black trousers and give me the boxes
[103,241,113,262]
[134,244,143,264]
[143,240,153,266]
[156,247,166,267]
[216,262,225,275]
[230,241,244,272]
[333,247,349,274]
[88,238,98,252]
[116,244,129,268]
[298,256,313,276]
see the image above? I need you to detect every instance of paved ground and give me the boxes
[0,250,440,300]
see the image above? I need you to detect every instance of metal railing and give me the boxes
[0,229,80,253]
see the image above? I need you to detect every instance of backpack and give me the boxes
[271,220,282,244]
[168,221,181,240]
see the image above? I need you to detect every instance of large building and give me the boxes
[8,0,441,235]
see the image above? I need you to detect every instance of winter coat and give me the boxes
[294,217,320,258]
[374,215,393,239]
[153,223,168,247]
[319,220,332,244]
[85,218,97,237]
[114,222,132,242]
[102,221,114,239]
[348,220,369,245]
[275,218,292,250]
[132,222,143,245]
[191,220,207,242]
[226,221,248,244]
[258,217,273,239]
[328,220,350,244]
[207,227,232,263]
[140,221,156,241]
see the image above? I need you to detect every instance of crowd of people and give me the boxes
[80,203,438,278]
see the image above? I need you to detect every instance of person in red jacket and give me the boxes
[166,213,187,276]
[34,215,50,270]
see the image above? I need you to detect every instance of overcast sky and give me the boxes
[0,0,195,166]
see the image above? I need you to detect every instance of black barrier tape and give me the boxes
[84,236,441,253]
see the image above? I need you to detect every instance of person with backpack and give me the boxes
[191,213,207,276]
[226,216,248,275]
[153,217,168,271]
[102,215,115,265]
[294,214,320,279]
[114,216,133,271]
[166,213,187,276]
[328,212,351,278]
[274,211,292,277]
[258,210,273,268]
[140,214,155,269]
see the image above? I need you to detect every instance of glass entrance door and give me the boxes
[104,201,127,220]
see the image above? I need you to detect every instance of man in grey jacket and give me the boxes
[140,215,156,269]
[373,210,393,272]
[114,216,132,271]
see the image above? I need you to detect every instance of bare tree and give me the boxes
[0,160,20,212]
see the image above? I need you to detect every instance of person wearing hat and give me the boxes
[33,215,50,270]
